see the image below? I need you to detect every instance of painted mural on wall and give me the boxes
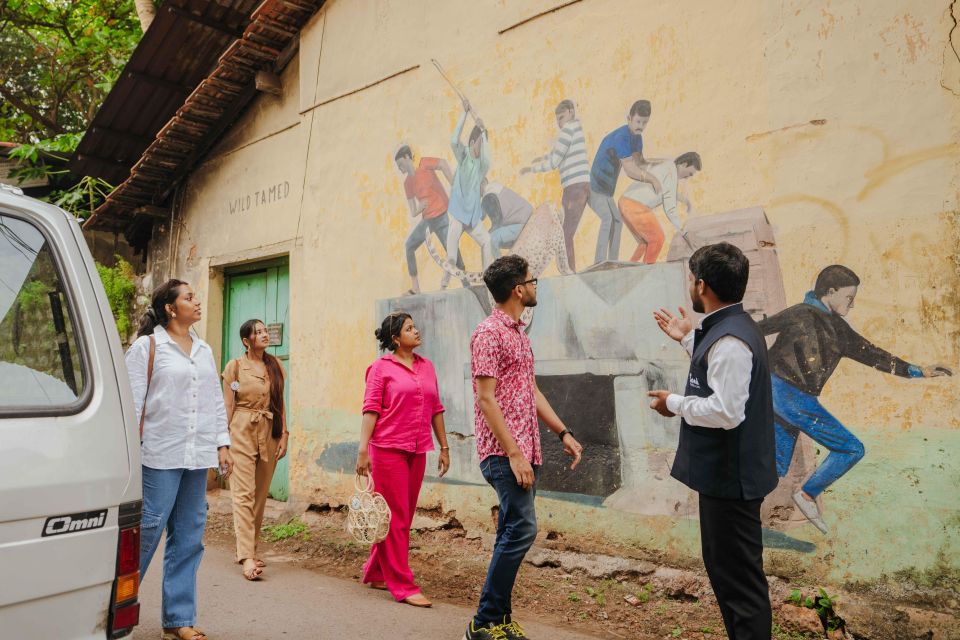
[369,70,954,549]
[759,266,953,534]
[393,94,704,286]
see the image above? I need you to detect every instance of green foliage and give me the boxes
[8,131,115,220]
[634,582,654,604]
[788,586,845,632]
[1,1,140,217]
[262,517,309,542]
[584,585,606,606]
[567,592,580,602]
[95,256,136,338]
[49,174,115,219]
[0,1,143,142]
[15,279,50,312]
[670,626,682,638]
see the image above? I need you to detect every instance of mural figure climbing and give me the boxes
[520,99,592,272]
[446,99,494,272]
[394,145,465,295]
[620,152,701,264]
[758,265,953,533]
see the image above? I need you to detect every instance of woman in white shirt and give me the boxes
[126,279,234,640]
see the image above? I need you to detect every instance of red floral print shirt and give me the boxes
[470,308,541,465]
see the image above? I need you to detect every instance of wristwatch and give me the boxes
[557,428,573,442]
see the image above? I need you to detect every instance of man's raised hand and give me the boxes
[654,307,693,342]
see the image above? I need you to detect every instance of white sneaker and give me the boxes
[792,491,829,534]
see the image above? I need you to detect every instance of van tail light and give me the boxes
[109,500,141,638]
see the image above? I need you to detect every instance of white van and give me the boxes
[0,183,142,638]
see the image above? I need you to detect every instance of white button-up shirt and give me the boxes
[125,325,229,470]
[665,307,754,430]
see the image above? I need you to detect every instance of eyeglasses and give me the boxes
[516,278,538,288]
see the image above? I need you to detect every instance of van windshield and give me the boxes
[0,214,85,409]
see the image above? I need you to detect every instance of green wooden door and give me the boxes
[223,260,290,501]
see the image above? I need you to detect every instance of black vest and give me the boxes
[670,304,778,500]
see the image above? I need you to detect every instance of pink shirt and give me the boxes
[362,353,444,453]
[471,308,542,465]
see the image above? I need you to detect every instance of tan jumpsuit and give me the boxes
[223,356,281,563]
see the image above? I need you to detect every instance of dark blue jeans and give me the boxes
[474,455,540,626]
[772,375,866,498]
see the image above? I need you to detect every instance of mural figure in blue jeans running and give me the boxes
[758,265,952,533]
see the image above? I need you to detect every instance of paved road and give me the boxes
[133,542,602,640]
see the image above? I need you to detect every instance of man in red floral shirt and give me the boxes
[463,255,584,640]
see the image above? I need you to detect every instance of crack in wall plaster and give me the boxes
[942,0,960,94]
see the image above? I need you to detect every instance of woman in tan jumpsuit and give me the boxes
[222,319,288,580]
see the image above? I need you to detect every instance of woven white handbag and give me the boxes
[347,473,391,545]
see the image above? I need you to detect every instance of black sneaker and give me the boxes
[497,615,530,640]
[463,621,507,640]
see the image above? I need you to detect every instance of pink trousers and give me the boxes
[361,445,427,601]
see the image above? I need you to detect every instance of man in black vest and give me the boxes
[648,242,778,640]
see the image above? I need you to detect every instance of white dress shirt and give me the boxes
[125,325,230,469]
[665,309,754,430]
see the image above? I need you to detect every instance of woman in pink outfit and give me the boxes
[356,312,450,607]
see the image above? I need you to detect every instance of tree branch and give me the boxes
[0,84,64,135]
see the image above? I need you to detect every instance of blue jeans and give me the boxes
[771,375,865,498]
[404,214,465,277]
[141,466,209,628]
[474,456,540,626]
[490,223,524,254]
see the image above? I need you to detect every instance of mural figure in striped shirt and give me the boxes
[521,99,592,271]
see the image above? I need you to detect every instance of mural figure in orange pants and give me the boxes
[619,152,701,264]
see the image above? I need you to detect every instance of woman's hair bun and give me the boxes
[375,312,411,352]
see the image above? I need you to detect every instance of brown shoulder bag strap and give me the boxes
[139,335,156,441]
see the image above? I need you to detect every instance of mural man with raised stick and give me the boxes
[432,59,495,275]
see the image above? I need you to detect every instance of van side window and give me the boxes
[0,214,86,408]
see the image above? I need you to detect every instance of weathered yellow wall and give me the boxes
[154,0,960,586]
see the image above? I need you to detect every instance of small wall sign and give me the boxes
[267,323,284,346]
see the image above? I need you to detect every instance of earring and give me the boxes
[172,312,177,318]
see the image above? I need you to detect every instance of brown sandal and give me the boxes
[241,559,262,581]
[403,593,432,608]
[368,581,387,590]
[161,628,207,640]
